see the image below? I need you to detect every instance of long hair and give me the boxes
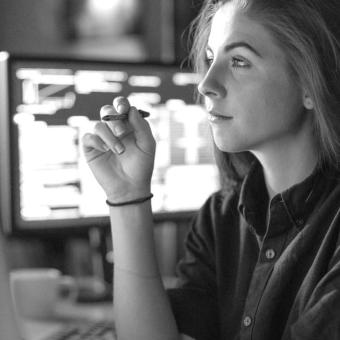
[189,0,340,191]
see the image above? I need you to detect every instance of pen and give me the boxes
[101,109,150,121]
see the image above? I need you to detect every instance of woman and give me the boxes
[82,0,340,339]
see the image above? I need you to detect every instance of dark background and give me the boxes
[0,0,202,63]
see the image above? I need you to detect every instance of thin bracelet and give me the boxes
[105,193,153,207]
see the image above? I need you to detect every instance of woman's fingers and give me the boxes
[98,96,155,156]
[100,105,132,139]
[82,132,108,151]
[101,96,133,140]
[113,96,130,114]
[82,132,109,163]
[113,97,155,153]
[128,107,156,156]
[93,121,125,154]
[82,132,107,152]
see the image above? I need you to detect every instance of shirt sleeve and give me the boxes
[286,241,340,339]
[167,193,223,340]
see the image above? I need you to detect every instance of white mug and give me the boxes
[10,268,76,320]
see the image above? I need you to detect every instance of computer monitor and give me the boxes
[0,52,220,235]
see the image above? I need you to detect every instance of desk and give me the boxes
[18,276,178,340]
[19,300,114,340]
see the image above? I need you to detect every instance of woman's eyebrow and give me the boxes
[207,41,263,58]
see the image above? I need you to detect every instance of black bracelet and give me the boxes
[105,193,153,207]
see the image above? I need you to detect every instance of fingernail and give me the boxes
[114,143,125,154]
[117,103,128,114]
[117,104,123,113]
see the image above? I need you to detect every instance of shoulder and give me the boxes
[199,187,240,220]
[317,167,340,223]
[189,188,240,242]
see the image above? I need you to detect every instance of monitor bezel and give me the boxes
[0,52,200,237]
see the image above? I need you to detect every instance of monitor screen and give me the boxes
[0,52,219,234]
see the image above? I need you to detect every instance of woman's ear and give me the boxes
[303,91,314,110]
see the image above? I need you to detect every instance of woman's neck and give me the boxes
[252,128,318,200]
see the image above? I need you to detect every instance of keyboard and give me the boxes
[44,321,116,340]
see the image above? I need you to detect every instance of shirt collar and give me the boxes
[238,160,268,236]
[238,159,337,237]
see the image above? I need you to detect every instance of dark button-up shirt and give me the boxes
[168,161,340,340]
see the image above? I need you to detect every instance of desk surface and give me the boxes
[20,301,114,340]
[19,276,178,340]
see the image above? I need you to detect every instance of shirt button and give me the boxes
[243,316,252,327]
[265,248,276,260]
[296,218,304,227]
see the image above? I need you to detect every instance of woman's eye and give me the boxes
[231,57,250,68]
[204,57,214,67]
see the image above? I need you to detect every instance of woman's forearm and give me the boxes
[110,201,179,340]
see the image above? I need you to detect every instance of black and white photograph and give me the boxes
[0,1,340,339]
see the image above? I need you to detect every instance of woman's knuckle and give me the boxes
[113,96,130,112]
[93,121,104,133]
[82,132,92,144]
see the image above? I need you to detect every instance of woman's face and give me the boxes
[198,2,310,154]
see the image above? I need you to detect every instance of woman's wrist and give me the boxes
[106,193,153,207]
[108,191,154,232]
[106,187,152,205]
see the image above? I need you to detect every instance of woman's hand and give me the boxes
[82,97,156,202]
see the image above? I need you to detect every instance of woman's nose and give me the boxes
[197,65,227,99]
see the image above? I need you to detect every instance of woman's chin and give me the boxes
[212,135,244,153]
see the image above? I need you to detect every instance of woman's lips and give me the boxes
[208,111,233,121]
